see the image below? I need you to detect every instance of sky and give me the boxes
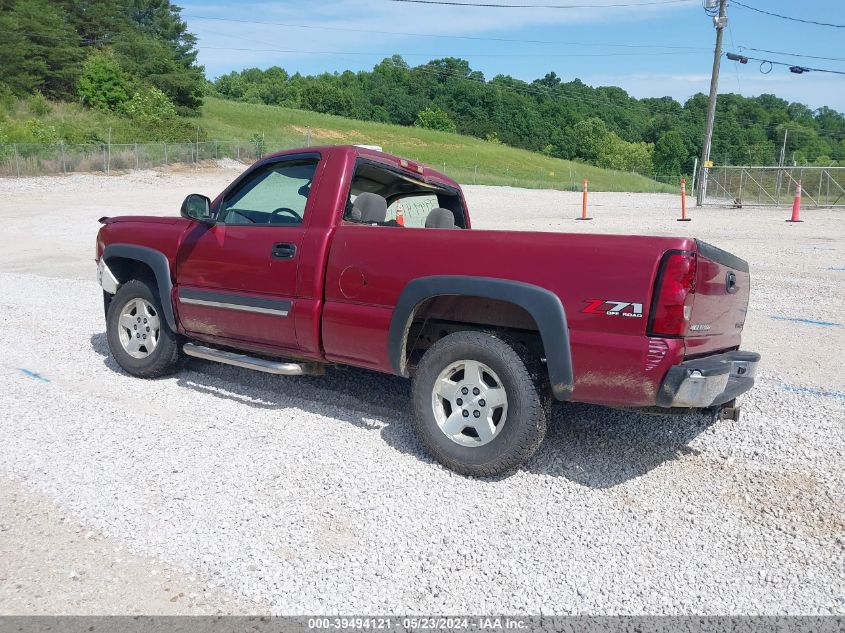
[179,0,845,112]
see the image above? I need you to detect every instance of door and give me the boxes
[176,156,320,351]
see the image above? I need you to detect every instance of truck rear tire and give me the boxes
[412,331,548,477]
[106,278,184,378]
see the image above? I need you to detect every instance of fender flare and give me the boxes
[387,276,574,400]
[102,243,177,331]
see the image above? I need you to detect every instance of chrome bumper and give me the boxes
[657,350,760,408]
[96,258,120,294]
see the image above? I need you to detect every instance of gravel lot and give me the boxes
[0,168,843,615]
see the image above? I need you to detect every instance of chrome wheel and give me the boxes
[431,359,508,447]
[117,298,160,359]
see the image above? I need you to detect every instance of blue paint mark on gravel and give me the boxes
[770,316,843,327]
[827,267,845,272]
[784,385,845,400]
[18,368,50,383]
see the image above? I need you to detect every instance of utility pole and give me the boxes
[695,0,727,207]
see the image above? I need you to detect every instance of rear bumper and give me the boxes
[657,350,760,408]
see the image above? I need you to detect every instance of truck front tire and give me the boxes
[412,331,548,477]
[106,278,184,378]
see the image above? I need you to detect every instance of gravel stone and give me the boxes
[0,171,843,614]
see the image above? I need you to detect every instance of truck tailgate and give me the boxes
[686,240,750,355]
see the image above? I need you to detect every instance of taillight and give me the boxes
[648,251,697,337]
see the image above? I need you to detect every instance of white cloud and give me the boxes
[188,0,693,38]
[184,0,697,75]
[588,71,844,110]
[182,0,845,111]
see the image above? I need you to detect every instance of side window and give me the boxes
[220,159,318,225]
[386,194,439,228]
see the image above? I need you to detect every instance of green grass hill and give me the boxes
[1,96,677,192]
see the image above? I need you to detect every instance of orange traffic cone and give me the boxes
[677,177,691,221]
[576,178,592,220]
[786,180,803,223]
[396,200,405,226]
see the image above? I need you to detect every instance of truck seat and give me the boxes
[351,192,387,224]
[425,207,456,228]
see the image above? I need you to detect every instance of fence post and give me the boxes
[134,143,139,170]
[60,141,66,174]
[474,165,477,184]
[13,144,20,177]
[236,141,240,162]
[826,169,831,206]
[102,143,107,174]
[106,127,111,176]
[691,157,698,197]
[163,142,168,166]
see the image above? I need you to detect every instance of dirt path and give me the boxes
[0,475,265,614]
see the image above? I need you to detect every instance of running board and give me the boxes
[183,343,324,376]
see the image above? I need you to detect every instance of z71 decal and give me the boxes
[581,299,643,318]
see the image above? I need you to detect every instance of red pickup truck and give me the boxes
[96,145,759,476]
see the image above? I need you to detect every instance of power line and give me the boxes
[726,24,758,165]
[385,0,693,7]
[727,25,744,95]
[737,46,845,63]
[730,53,845,76]
[185,14,707,50]
[731,1,845,29]
[200,44,699,58]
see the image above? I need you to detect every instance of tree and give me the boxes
[596,134,654,175]
[0,0,83,98]
[124,85,177,125]
[198,55,845,174]
[300,82,353,117]
[653,130,688,176]
[111,29,205,112]
[571,117,610,162]
[77,50,131,111]
[414,108,457,133]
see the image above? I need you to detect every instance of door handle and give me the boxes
[272,243,296,259]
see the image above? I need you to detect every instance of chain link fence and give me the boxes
[0,138,306,176]
[0,139,288,177]
[700,166,845,208]
[439,163,682,193]
[0,138,684,194]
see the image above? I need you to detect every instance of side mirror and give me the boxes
[180,194,213,222]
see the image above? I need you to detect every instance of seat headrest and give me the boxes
[351,192,387,223]
[425,207,456,228]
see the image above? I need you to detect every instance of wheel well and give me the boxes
[102,256,157,316]
[105,256,156,286]
[404,295,545,374]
